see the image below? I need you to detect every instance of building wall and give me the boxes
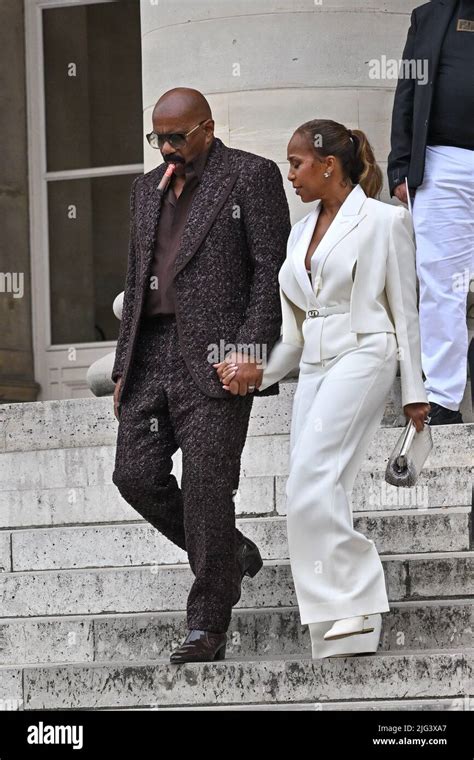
[140,0,416,220]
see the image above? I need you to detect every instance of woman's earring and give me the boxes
[323,171,331,178]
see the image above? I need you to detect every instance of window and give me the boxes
[42,0,142,344]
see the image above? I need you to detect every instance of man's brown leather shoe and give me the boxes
[169,629,227,664]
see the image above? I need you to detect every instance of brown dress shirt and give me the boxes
[144,140,214,316]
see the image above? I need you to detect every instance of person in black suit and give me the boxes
[388,0,474,425]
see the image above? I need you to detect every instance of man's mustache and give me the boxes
[163,154,185,165]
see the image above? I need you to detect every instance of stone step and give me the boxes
[0,466,469,532]
[5,508,471,573]
[0,432,469,509]
[0,427,470,494]
[240,427,472,476]
[9,649,473,709]
[99,697,473,711]
[0,600,471,666]
[0,552,472,618]
[0,384,471,454]
[280,466,472,512]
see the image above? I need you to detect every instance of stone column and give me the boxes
[140,0,415,211]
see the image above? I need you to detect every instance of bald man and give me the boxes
[111,88,291,663]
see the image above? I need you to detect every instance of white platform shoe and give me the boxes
[323,615,374,640]
[308,613,382,659]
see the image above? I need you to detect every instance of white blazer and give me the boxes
[259,184,428,407]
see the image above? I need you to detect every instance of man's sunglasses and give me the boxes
[146,120,208,150]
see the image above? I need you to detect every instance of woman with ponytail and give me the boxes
[217,119,430,659]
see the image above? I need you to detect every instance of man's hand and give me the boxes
[113,377,123,420]
[403,402,431,432]
[393,182,408,205]
[213,353,263,396]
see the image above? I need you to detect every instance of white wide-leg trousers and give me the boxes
[286,331,398,638]
[412,144,474,410]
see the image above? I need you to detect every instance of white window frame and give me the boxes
[24,0,143,399]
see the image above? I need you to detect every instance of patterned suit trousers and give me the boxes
[112,313,254,632]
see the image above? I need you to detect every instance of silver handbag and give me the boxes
[385,418,433,487]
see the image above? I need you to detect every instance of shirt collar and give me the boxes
[184,138,214,181]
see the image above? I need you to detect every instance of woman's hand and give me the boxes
[215,359,238,388]
[213,355,264,395]
[403,402,431,432]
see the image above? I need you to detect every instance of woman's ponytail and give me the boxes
[349,128,383,198]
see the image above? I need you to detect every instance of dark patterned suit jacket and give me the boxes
[112,136,291,401]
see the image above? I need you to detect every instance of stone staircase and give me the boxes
[0,381,472,711]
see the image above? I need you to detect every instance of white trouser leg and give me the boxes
[286,332,398,627]
[412,145,474,410]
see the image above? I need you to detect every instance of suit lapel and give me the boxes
[290,184,367,303]
[137,163,167,277]
[312,186,367,295]
[136,137,238,283]
[172,139,238,278]
[289,207,320,305]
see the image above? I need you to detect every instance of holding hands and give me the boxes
[214,354,431,429]
[213,351,264,395]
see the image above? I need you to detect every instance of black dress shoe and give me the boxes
[232,536,263,605]
[237,535,263,579]
[428,402,463,425]
[170,629,227,664]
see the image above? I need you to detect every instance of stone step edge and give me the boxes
[0,598,471,626]
[3,505,470,537]
[3,647,474,673]
[1,550,473,579]
[1,420,471,456]
[1,452,470,474]
[7,651,474,712]
[2,500,471,535]
[11,647,474,711]
[3,424,471,450]
[100,697,473,711]
[1,499,471,534]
